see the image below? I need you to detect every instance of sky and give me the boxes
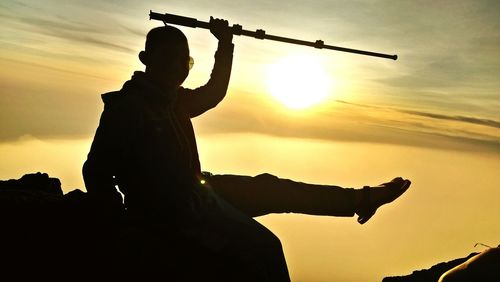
[1,0,499,281]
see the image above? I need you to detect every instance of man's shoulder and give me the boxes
[101,91,122,104]
[101,89,144,107]
[177,87,193,96]
[99,90,146,123]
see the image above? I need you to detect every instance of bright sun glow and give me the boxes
[266,54,332,109]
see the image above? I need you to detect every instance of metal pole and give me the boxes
[149,10,398,60]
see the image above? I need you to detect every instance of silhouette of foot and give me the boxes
[356,177,411,224]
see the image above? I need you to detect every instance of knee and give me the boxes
[257,226,284,252]
[268,232,284,251]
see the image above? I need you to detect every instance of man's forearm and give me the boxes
[204,16,234,108]
[180,40,234,117]
[207,40,234,103]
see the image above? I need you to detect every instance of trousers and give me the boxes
[176,173,357,281]
[208,173,356,218]
[120,173,356,281]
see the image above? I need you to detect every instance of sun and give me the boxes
[266,54,332,109]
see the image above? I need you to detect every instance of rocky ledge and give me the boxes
[0,172,242,281]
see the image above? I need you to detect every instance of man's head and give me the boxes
[139,26,191,90]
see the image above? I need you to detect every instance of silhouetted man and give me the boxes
[83,18,410,281]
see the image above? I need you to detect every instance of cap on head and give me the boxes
[145,25,188,53]
[140,25,191,88]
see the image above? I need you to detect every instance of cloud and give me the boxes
[1,57,113,81]
[119,25,146,38]
[398,110,500,129]
[336,100,382,110]
[192,92,500,154]
[0,76,103,143]
[376,55,471,89]
[336,100,500,130]
[19,16,101,33]
[16,17,135,53]
[196,108,500,153]
[1,8,136,54]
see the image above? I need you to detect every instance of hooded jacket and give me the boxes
[83,42,233,220]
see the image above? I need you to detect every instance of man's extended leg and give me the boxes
[207,173,357,218]
[207,173,410,222]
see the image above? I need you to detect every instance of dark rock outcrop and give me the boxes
[439,247,500,281]
[383,248,500,282]
[382,254,478,282]
[0,172,236,281]
[0,172,121,279]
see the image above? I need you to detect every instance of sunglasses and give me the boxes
[188,56,194,70]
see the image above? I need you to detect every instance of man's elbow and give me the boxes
[208,95,225,110]
[197,90,227,114]
[82,160,90,181]
[82,160,93,189]
[208,86,228,108]
[82,159,102,193]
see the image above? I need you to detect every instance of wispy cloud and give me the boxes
[336,100,500,130]
[1,57,115,81]
[19,16,101,33]
[119,24,146,38]
[398,110,500,129]
[5,15,136,54]
[193,93,500,153]
[1,3,138,54]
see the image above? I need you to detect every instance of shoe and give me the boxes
[356,177,411,224]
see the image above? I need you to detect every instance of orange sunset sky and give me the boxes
[1,1,499,281]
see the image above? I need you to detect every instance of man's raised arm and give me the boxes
[179,17,234,117]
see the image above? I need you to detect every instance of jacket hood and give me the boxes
[121,71,178,104]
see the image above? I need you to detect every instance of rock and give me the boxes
[0,172,235,281]
[383,248,500,282]
[439,246,500,282]
[382,255,477,282]
[0,172,63,195]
